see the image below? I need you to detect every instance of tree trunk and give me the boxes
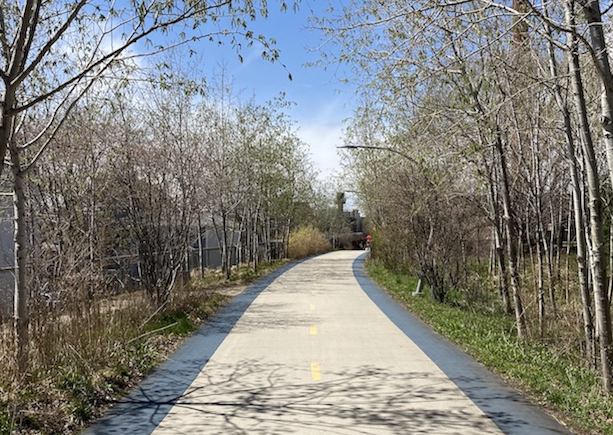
[495,128,527,338]
[568,0,610,387]
[541,209,557,318]
[532,139,547,337]
[222,213,231,280]
[235,214,244,266]
[578,0,613,180]
[12,149,28,376]
[495,230,512,315]
[484,137,512,314]
[284,218,291,259]
[198,214,205,276]
[489,237,495,276]
[253,211,259,272]
[265,216,271,262]
[537,196,557,320]
[566,194,572,304]
[546,5,595,365]
[555,199,563,282]
[608,224,613,308]
[536,221,546,338]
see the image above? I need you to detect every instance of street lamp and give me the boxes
[338,144,425,296]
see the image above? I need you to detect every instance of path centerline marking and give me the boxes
[311,362,321,381]
[310,325,317,335]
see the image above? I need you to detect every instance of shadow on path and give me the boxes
[86,359,509,435]
[84,261,300,435]
[351,253,574,435]
[84,254,574,435]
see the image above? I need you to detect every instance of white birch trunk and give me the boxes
[12,149,28,375]
[495,129,527,338]
[568,0,610,387]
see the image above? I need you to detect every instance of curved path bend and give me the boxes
[85,250,574,435]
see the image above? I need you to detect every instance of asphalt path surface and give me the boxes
[85,250,574,435]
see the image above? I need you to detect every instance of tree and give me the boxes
[4,0,298,376]
[314,0,613,391]
[112,75,201,304]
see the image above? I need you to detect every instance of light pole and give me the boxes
[338,144,425,296]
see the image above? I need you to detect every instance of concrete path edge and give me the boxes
[83,260,303,435]
[352,253,574,435]
[84,253,576,435]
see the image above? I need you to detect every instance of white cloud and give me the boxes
[293,96,352,180]
[298,120,344,179]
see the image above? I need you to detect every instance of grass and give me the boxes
[365,259,613,435]
[0,411,12,435]
[0,260,287,435]
[192,259,290,289]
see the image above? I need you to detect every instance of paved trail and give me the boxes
[86,251,573,435]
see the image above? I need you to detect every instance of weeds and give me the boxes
[0,410,12,435]
[0,260,284,434]
[145,311,195,336]
[191,260,290,289]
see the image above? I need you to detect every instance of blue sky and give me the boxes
[193,1,356,180]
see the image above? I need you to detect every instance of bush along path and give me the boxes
[0,260,289,435]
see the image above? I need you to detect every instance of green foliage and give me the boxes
[124,339,162,377]
[146,311,195,336]
[369,227,413,274]
[0,410,13,435]
[365,259,613,435]
[58,369,96,423]
[288,225,332,259]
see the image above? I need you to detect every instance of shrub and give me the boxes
[288,226,331,259]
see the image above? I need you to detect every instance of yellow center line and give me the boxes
[310,304,316,311]
[311,362,322,381]
[310,324,318,335]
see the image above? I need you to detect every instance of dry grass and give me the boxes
[0,260,289,434]
[0,266,266,434]
[287,226,331,259]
